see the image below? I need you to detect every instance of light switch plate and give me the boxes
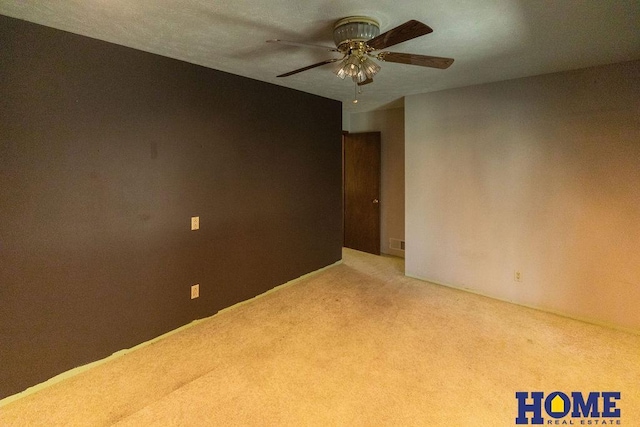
[191,216,199,230]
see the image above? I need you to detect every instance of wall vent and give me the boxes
[389,238,405,251]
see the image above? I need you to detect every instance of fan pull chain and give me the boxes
[352,82,364,104]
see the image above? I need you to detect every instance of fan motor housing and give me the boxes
[333,16,380,48]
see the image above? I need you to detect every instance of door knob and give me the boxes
[373,199,379,204]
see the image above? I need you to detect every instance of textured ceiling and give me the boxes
[1,0,639,112]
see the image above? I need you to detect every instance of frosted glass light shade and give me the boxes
[361,57,381,78]
[333,17,380,47]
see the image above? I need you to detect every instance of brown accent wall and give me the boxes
[0,15,342,399]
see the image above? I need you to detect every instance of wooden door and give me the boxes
[343,132,381,255]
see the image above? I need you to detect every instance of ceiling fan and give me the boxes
[267,16,454,101]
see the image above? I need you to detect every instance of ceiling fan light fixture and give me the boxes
[333,52,381,83]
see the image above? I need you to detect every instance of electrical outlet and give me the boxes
[191,284,200,299]
[514,271,522,282]
[191,216,199,230]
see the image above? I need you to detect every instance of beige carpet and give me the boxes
[1,248,639,426]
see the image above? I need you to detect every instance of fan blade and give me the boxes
[277,58,340,77]
[377,52,454,69]
[267,39,339,52]
[357,78,374,86]
[366,20,433,50]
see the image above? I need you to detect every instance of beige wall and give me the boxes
[350,107,406,257]
[405,60,640,331]
[342,109,350,132]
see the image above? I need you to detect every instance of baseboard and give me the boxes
[0,258,343,407]
[405,273,640,337]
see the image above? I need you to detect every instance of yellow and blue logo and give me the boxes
[515,391,621,425]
